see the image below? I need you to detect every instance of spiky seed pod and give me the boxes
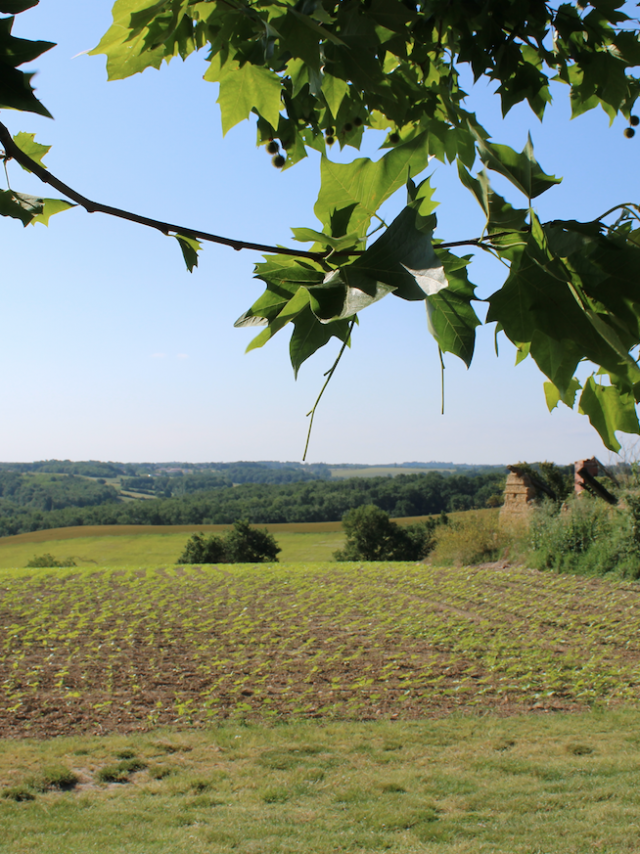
[631,115,639,127]
[354,117,363,126]
[325,127,334,137]
[326,135,335,146]
[272,154,286,168]
[266,140,280,155]
[344,122,353,132]
[389,132,400,144]
[624,127,636,139]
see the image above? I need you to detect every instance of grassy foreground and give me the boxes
[3,711,640,853]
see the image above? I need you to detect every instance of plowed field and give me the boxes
[2,562,640,738]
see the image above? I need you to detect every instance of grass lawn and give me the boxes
[0,530,346,567]
[3,711,640,853]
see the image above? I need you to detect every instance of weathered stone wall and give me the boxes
[499,468,538,528]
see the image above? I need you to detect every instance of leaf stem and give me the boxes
[303,319,355,461]
[439,347,445,415]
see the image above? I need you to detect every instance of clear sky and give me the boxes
[2,2,639,466]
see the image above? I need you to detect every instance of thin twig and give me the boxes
[0,120,524,261]
[438,346,445,415]
[303,319,355,461]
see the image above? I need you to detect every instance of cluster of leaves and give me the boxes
[3,0,640,448]
[333,503,439,561]
[176,519,281,563]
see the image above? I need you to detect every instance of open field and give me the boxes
[2,562,640,740]
[0,512,468,567]
[3,710,640,854]
[329,465,457,478]
[0,528,346,567]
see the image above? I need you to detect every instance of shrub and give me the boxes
[26,553,76,568]
[427,510,503,566]
[334,505,437,561]
[177,520,280,564]
[529,497,640,579]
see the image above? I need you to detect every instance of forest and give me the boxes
[0,469,506,537]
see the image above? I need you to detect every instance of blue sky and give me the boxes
[2,1,639,465]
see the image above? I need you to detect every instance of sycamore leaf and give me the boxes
[470,128,561,200]
[322,73,349,120]
[0,2,39,11]
[246,286,310,352]
[30,197,75,226]
[579,376,640,452]
[544,377,582,411]
[425,248,480,366]
[89,0,173,79]
[175,233,201,272]
[211,59,282,135]
[308,271,394,322]
[314,132,430,237]
[290,309,351,377]
[0,189,43,225]
[12,131,50,171]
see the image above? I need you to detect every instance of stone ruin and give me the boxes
[498,466,540,529]
[499,457,618,529]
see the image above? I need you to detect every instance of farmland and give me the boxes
[2,562,640,739]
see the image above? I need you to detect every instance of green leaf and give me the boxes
[425,248,480,367]
[321,73,349,120]
[578,376,640,452]
[246,286,310,352]
[175,234,201,272]
[290,227,362,252]
[30,197,75,226]
[314,132,430,237]
[289,308,351,377]
[89,0,173,79]
[0,2,39,13]
[470,128,562,200]
[544,377,582,412]
[209,59,282,135]
[307,274,394,323]
[0,189,42,225]
[12,131,50,171]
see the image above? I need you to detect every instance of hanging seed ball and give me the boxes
[389,132,400,144]
[630,115,639,127]
[325,127,334,137]
[354,117,363,127]
[272,154,286,168]
[326,135,335,146]
[624,127,636,139]
[344,122,353,132]
[266,140,280,155]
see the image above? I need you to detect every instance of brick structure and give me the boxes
[499,466,538,528]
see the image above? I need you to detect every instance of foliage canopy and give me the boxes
[3,0,640,451]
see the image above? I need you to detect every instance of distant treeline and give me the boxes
[0,471,506,537]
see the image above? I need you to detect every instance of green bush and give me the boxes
[177,519,280,564]
[334,505,437,561]
[427,510,503,566]
[26,553,76,568]
[529,497,640,579]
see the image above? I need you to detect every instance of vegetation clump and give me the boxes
[334,505,439,562]
[26,553,76,568]
[177,519,280,564]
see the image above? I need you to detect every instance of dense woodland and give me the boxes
[0,468,506,537]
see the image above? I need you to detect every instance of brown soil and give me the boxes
[1,563,638,739]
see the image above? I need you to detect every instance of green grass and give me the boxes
[0,529,346,567]
[3,711,640,852]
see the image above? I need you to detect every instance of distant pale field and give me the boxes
[0,530,346,567]
[329,466,456,478]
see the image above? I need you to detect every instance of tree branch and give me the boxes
[0,119,518,262]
